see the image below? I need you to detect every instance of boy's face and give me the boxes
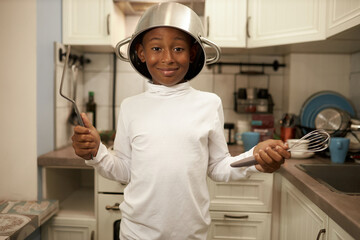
[136,27,197,86]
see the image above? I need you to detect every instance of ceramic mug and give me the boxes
[242,132,260,151]
[329,137,350,164]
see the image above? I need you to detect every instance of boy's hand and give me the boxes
[72,113,100,160]
[253,139,291,173]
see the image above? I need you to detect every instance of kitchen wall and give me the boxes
[350,51,360,118]
[55,53,287,148]
[55,50,360,149]
[0,0,37,200]
[284,53,351,115]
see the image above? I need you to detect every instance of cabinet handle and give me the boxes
[107,14,110,35]
[206,16,210,37]
[224,214,249,219]
[105,202,120,211]
[316,228,326,240]
[90,230,94,240]
[246,16,251,38]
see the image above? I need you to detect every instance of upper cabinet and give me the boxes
[326,0,360,37]
[205,0,332,49]
[63,0,125,47]
[204,0,247,48]
[247,0,326,48]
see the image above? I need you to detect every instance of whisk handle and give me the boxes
[230,156,257,168]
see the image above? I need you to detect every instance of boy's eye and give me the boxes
[151,47,161,51]
[174,47,184,52]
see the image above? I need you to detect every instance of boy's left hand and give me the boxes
[253,139,291,173]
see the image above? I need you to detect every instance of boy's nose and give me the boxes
[161,49,174,63]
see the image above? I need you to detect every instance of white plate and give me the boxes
[290,152,315,159]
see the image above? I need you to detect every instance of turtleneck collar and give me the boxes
[146,81,191,97]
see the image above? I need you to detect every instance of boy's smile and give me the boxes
[136,27,197,86]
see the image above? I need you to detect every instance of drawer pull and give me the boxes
[105,203,120,211]
[316,229,326,240]
[224,214,249,219]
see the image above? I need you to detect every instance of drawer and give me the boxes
[208,173,273,212]
[96,172,126,193]
[97,194,124,240]
[207,211,271,240]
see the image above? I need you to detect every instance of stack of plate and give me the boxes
[300,91,355,131]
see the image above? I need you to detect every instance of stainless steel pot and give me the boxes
[315,107,360,136]
[115,2,221,80]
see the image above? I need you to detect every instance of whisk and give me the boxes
[230,129,330,168]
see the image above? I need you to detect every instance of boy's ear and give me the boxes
[190,44,198,63]
[136,43,146,63]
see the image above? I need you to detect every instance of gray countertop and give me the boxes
[38,145,360,238]
[38,145,91,168]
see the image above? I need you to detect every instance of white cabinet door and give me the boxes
[207,211,271,240]
[208,173,273,212]
[96,172,126,193]
[247,0,327,48]
[204,0,247,48]
[41,216,96,240]
[97,193,124,240]
[63,0,125,47]
[279,177,328,240]
[326,0,360,37]
[328,218,355,240]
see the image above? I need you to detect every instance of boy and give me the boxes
[72,3,290,239]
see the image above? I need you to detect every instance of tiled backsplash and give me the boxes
[83,54,286,129]
[54,41,360,149]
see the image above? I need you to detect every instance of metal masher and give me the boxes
[59,45,84,127]
[59,45,93,159]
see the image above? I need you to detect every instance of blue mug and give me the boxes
[242,132,260,151]
[329,137,349,164]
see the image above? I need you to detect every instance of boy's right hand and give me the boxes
[72,113,100,160]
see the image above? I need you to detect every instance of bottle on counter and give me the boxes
[224,123,235,145]
[86,91,96,128]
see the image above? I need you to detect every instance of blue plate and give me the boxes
[300,91,355,130]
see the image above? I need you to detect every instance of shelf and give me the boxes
[57,187,95,219]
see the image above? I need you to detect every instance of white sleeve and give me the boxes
[207,99,259,182]
[85,106,131,184]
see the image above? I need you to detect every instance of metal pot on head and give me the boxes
[115,2,221,81]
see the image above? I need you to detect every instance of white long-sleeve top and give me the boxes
[86,81,259,240]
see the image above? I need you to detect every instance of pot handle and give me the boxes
[115,37,131,62]
[199,36,221,65]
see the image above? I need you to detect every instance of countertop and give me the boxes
[0,200,59,240]
[38,145,91,168]
[38,145,360,238]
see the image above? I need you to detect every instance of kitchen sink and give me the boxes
[296,164,360,195]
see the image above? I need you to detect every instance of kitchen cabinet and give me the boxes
[41,216,96,240]
[247,0,326,48]
[279,176,328,240]
[205,0,326,48]
[328,218,355,240]
[40,168,96,240]
[207,173,273,240]
[204,0,247,47]
[326,0,360,37]
[279,176,354,240]
[63,0,125,47]
[96,172,125,240]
